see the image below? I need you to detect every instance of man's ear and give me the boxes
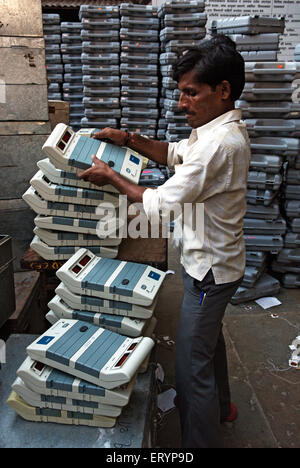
[218,80,231,100]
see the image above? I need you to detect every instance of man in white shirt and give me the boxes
[78,35,251,448]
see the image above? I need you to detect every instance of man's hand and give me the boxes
[77,154,147,203]
[93,127,127,147]
[77,155,113,186]
[93,127,169,167]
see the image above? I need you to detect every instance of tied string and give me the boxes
[0,257,16,275]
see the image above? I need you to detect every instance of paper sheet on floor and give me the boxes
[157,388,176,412]
[255,296,281,309]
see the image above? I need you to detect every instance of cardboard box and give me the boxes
[48,100,70,130]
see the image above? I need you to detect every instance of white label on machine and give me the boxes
[55,283,156,319]
[12,377,122,417]
[56,248,166,306]
[42,123,143,184]
[17,356,135,406]
[30,170,120,207]
[48,295,147,337]
[30,235,118,261]
[26,319,154,389]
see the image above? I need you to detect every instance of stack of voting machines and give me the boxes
[22,123,144,260]
[47,248,164,335]
[7,248,166,427]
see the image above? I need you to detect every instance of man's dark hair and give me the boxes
[172,34,245,101]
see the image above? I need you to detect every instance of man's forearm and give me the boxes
[127,132,169,166]
[109,168,150,203]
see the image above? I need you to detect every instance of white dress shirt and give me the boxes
[142,109,251,284]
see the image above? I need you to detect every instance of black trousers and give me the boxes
[175,268,243,448]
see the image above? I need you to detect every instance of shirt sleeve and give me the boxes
[143,139,232,224]
[167,140,187,170]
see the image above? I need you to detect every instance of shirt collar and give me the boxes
[188,109,242,145]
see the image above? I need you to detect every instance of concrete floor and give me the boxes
[154,243,300,449]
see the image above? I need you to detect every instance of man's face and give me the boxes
[177,68,230,129]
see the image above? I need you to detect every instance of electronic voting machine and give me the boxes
[47,295,148,337]
[17,356,135,406]
[56,248,166,307]
[55,282,157,319]
[23,186,121,226]
[30,170,120,208]
[12,376,122,417]
[26,319,154,389]
[37,158,119,194]
[42,123,143,184]
[30,235,118,261]
[33,227,122,247]
[34,215,124,238]
[7,391,117,427]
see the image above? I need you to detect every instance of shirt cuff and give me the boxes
[142,188,160,224]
